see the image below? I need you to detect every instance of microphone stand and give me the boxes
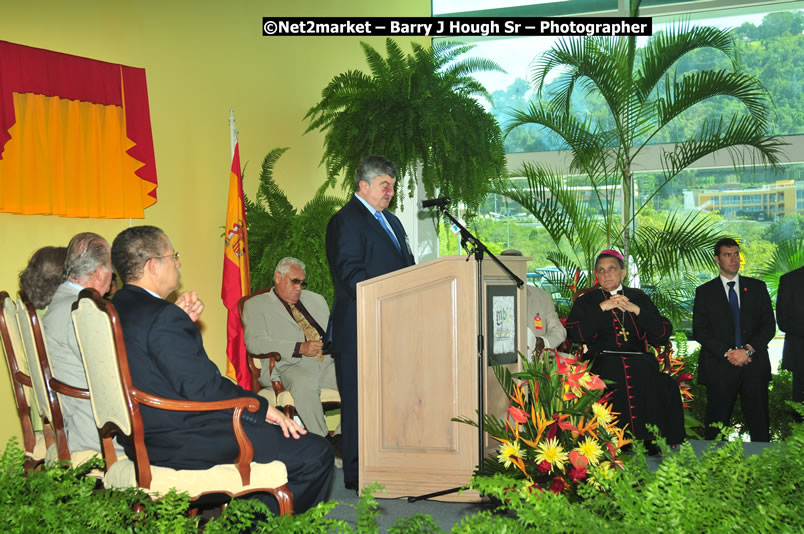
[408,204,523,502]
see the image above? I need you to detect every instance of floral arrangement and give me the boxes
[455,350,630,497]
[651,336,694,408]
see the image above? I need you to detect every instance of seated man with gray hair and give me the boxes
[242,257,340,442]
[111,227,332,514]
[42,232,115,453]
[500,249,567,359]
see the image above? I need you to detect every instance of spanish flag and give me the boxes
[221,142,251,389]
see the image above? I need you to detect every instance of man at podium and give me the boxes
[325,155,416,491]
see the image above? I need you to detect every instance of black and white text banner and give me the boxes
[262,17,652,37]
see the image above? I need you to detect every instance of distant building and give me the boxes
[684,180,804,220]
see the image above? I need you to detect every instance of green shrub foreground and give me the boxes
[1,416,803,533]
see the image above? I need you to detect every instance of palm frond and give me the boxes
[654,70,772,134]
[631,210,722,278]
[756,237,804,299]
[637,24,735,99]
[660,115,787,181]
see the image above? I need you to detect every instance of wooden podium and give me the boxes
[356,254,529,501]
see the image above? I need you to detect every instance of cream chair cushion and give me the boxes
[45,444,100,468]
[320,389,340,403]
[257,387,277,406]
[104,458,288,497]
[30,430,46,460]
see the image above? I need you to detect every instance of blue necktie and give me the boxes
[728,281,742,347]
[374,211,400,251]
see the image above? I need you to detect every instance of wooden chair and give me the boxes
[70,288,293,514]
[238,289,340,423]
[0,291,46,471]
[15,292,99,467]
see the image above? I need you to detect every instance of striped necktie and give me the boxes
[374,211,400,251]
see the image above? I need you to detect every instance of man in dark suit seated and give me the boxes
[326,155,416,491]
[693,237,775,442]
[110,225,333,514]
[777,265,804,423]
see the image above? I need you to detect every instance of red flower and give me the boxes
[586,374,606,391]
[508,406,529,424]
[569,450,589,468]
[678,373,693,382]
[537,460,552,474]
[568,465,587,483]
[549,476,568,494]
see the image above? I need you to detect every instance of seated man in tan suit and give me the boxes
[500,250,567,359]
[243,257,340,440]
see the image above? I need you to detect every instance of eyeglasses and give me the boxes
[153,251,180,262]
[287,277,307,289]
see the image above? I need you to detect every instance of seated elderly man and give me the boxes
[110,226,332,514]
[42,232,117,454]
[242,257,340,442]
[500,250,567,359]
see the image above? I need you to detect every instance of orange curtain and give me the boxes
[0,92,155,218]
[0,41,158,219]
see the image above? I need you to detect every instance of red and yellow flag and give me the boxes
[221,142,251,389]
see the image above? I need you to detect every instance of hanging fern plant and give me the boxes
[305,38,507,211]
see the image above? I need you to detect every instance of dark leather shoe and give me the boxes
[344,479,358,492]
[645,441,662,457]
[327,434,343,459]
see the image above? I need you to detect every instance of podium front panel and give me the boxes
[357,256,528,501]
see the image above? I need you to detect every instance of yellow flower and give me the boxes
[587,460,615,489]
[497,441,524,469]
[592,402,612,425]
[535,437,568,472]
[574,436,604,466]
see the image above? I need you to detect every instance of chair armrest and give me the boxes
[49,378,90,399]
[252,351,281,364]
[130,390,260,413]
[248,352,282,393]
[15,371,32,388]
[130,389,262,485]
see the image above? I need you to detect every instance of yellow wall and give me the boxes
[0,1,428,448]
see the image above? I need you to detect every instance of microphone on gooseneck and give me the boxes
[417,197,451,209]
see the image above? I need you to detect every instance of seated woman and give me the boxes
[19,246,68,310]
[566,249,684,447]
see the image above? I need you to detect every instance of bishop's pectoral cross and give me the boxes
[619,326,629,342]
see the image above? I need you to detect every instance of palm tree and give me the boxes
[502,162,723,326]
[502,0,786,271]
[305,38,506,211]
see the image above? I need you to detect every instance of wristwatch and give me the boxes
[745,347,755,358]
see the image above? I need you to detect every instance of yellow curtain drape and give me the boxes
[0,92,155,218]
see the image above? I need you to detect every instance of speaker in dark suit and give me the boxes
[693,238,775,441]
[777,265,804,420]
[111,226,333,514]
[325,156,415,489]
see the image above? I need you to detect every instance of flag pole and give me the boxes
[222,110,251,389]
[229,109,238,159]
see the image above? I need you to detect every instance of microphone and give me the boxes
[417,197,451,209]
